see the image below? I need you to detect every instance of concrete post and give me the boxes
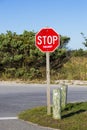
[53,89,61,119]
[61,84,68,108]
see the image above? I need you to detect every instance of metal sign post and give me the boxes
[46,52,51,115]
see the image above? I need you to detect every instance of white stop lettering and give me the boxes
[37,35,58,45]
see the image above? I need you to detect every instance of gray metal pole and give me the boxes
[46,52,51,115]
[53,89,61,119]
[61,84,68,108]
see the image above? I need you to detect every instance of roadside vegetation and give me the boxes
[0,30,87,82]
[19,102,87,130]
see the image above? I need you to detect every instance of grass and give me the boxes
[19,102,87,130]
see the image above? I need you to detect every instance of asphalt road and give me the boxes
[0,119,57,130]
[0,83,87,117]
[0,84,47,117]
[0,83,87,130]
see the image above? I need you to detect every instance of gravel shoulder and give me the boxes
[0,80,87,86]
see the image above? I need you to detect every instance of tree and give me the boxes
[59,35,70,49]
[81,32,87,47]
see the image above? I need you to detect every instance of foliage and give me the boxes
[59,35,70,49]
[0,30,70,80]
[55,56,87,80]
[71,49,87,57]
[81,32,87,47]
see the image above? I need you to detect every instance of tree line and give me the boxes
[0,30,71,80]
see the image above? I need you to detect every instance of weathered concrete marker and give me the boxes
[61,84,68,108]
[53,89,61,119]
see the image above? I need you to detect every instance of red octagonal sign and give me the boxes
[35,28,60,52]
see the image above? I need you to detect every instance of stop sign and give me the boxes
[35,28,60,52]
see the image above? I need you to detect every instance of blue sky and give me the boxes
[0,0,87,50]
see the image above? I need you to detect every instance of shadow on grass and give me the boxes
[62,109,86,119]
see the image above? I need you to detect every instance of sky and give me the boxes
[0,0,87,50]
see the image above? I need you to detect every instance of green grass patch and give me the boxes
[19,102,87,130]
